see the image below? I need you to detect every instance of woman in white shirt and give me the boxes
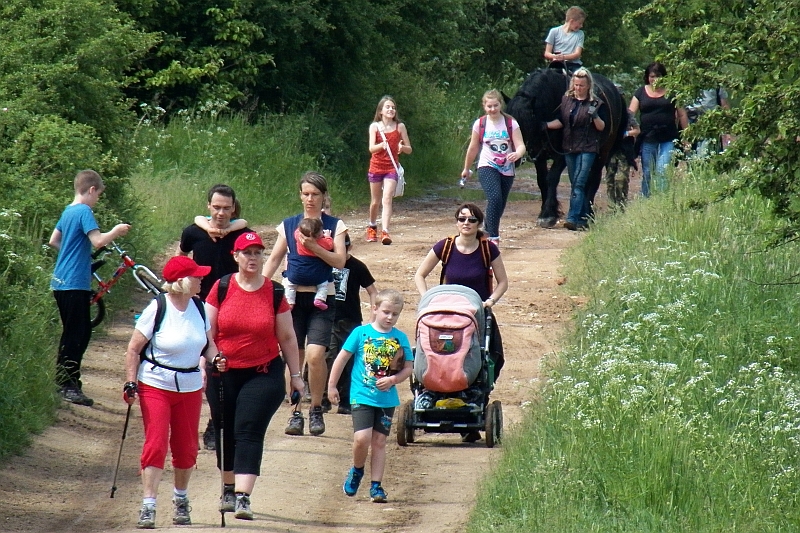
[123,255,222,529]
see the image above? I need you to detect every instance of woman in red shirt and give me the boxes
[205,232,304,521]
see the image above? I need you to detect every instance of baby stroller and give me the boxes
[397,284,503,448]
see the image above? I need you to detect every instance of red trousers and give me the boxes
[138,383,202,470]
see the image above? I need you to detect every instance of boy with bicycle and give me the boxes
[49,170,130,406]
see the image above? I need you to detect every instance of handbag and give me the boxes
[378,127,405,197]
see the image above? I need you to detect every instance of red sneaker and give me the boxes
[366,226,378,242]
[381,231,392,245]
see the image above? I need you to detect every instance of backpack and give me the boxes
[439,236,494,294]
[477,114,516,153]
[139,293,206,373]
[139,275,285,372]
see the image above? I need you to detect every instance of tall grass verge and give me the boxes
[0,211,58,459]
[469,164,800,531]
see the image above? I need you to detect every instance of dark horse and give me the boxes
[505,68,626,227]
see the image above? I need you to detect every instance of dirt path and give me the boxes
[0,176,583,532]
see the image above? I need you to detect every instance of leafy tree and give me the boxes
[0,0,157,222]
[629,1,800,240]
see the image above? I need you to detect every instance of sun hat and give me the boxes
[233,231,265,252]
[162,256,211,282]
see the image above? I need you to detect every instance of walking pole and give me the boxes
[110,402,133,498]
[215,355,226,528]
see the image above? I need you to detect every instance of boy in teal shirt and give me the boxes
[328,288,413,503]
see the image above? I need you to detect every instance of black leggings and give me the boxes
[206,358,285,476]
[487,309,505,381]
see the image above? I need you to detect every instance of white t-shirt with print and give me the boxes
[474,115,520,176]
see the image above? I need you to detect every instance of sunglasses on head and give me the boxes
[457,216,479,223]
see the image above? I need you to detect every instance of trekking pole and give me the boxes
[110,403,132,498]
[217,362,226,528]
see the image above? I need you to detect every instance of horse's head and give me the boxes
[506,69,568,155]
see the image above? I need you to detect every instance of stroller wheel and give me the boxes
[396,400,415,446]
[485,400,503,448]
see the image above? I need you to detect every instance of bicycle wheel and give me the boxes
[90,293,106,328]
[133,265,163,295]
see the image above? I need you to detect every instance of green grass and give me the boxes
[468,165,800,532]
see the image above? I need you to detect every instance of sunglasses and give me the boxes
[457,216,479,223]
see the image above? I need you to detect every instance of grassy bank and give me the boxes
[469,166,800,531]
[130,81,478,248]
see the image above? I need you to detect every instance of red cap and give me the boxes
[233,231,265,252]
[162,256,211,282]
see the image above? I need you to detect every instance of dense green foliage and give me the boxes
[628,0,800,240]
[116,0,649,110]
[469,165,800,531]
[0,0,155,457]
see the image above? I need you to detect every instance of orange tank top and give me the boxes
[369,127,401,175]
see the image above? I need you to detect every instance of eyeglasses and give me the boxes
[457,217,479,224]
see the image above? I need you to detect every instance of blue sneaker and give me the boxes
[370,484,388,503]
[343,467,363,497]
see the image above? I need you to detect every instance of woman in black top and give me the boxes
[628,62,688,197]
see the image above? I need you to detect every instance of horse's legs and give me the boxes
[534,156,551,224]
[538,156,565,227]
[585,158,605,222]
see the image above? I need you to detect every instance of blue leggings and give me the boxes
[478,167,514,238]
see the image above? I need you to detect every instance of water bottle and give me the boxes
[459,169,472,188]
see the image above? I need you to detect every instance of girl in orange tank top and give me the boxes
[366,96,412,246]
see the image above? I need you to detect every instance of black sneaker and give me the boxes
[61,386,94,407]
[202,419,215,450]
[219,487,236,512]
[321,396,332,413]
[172,496,192,525]
[285,411,304,436]
[309,406,325,436]
[337,404,352,415]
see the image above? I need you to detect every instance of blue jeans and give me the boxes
[565,152,596,226]
[641,141,675,197]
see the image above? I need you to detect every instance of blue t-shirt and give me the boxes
[343,323,413,408]
[51,203,99,291]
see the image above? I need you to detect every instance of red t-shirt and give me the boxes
[206,276,291,369]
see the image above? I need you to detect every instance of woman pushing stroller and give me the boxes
[414,202,508,441]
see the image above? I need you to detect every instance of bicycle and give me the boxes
[90,241,162,328]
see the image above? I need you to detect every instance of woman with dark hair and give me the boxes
[543,67,607,230]
[414,203,509,442]
[262,171,347,437]
[628,61,689,196]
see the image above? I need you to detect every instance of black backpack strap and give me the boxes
[271,280,285,313]
[439,236,456,285]
[192,295,209,358]
[217,273,232,305]
[139,292,200,374]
